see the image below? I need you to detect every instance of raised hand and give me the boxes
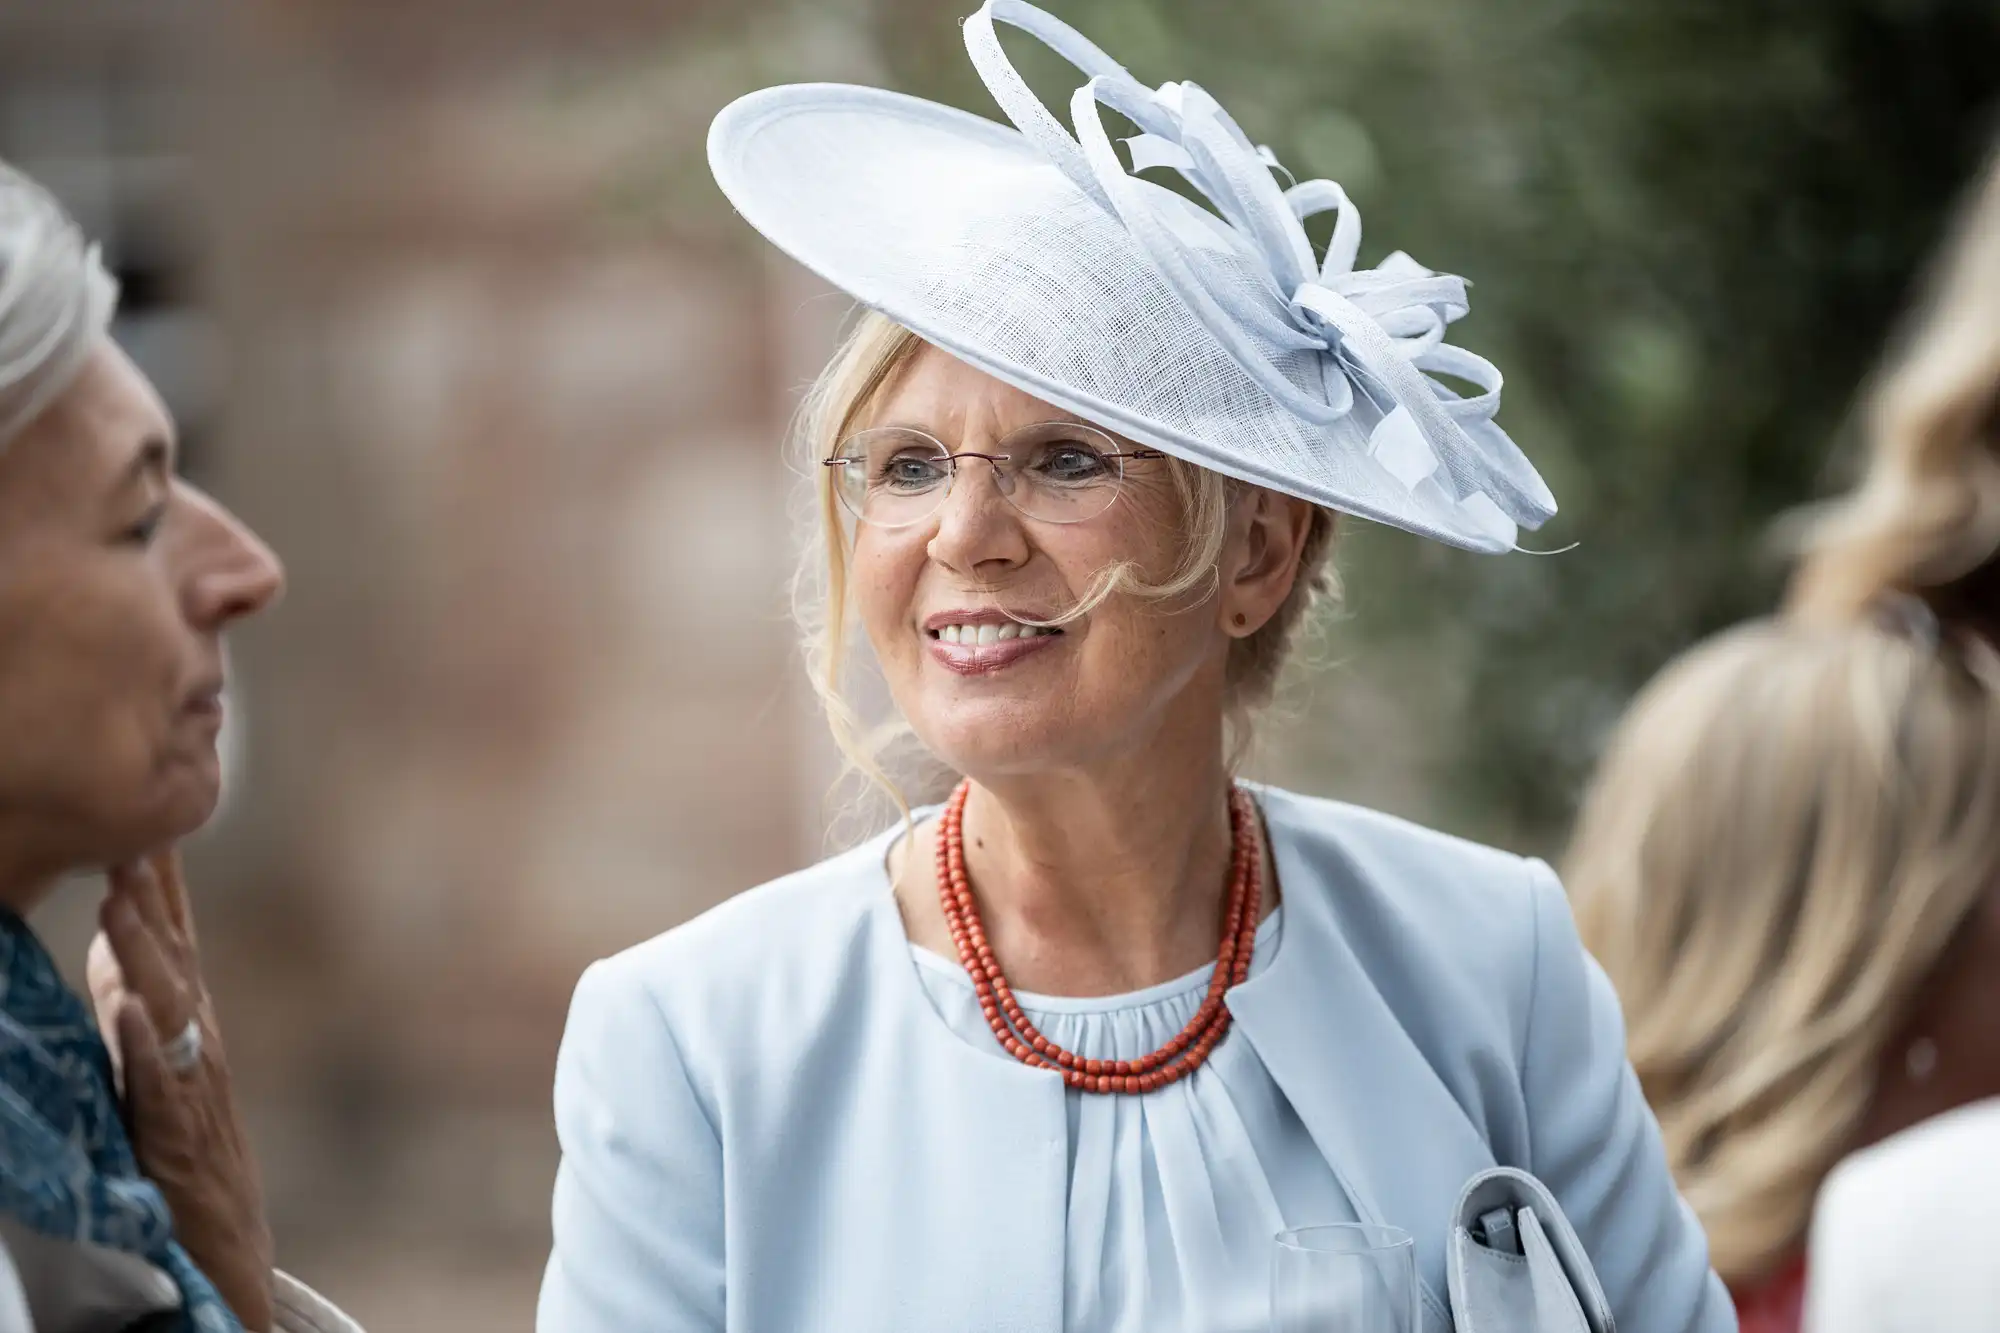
[88,850,276,1333]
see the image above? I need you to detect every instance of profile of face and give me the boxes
[0,341,283,878]
[848,345,1311,781]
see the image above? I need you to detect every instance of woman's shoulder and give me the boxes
[1807,1101,2000,1330]
[1255,785,1561,1056]
[1258,783,1552,927]
[568,827,905,1051]
[1816,1098,2000,1225]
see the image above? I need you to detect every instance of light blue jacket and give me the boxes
[538,786,1735,1333]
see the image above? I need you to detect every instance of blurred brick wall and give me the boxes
[13,1,860,1327]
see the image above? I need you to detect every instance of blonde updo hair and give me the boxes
[793,310,1340,812]
[1563,615,2000,1286]
[1789,147,2000,624]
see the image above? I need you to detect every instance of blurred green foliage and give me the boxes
[611,0,1999,847]
[859,0,2000,848]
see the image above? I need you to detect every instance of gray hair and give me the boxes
[0,159,117,451]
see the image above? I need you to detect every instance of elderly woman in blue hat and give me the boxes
[538,5,1731,1332]
[0,162,361,1332]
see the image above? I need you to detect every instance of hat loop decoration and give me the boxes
[963,0,1554,535]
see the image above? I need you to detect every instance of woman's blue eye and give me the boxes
[1035,443,1113,483]
[879,454,950,491]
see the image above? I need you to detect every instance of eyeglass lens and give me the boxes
[831,423,1134,527]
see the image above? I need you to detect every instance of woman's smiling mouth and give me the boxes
[924,611,1066,675]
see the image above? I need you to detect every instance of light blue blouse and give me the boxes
[536,785,1735,1333]
[913,910,1355,1333]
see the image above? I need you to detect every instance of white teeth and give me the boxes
[934,622,1059,643]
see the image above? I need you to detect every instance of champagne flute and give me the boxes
[1271,1223,1419,1333]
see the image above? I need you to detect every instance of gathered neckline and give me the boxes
[908,908,1284,1014]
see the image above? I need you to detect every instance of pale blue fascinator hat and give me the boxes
[708,0,1554,553]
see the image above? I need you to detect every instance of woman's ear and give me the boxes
[1219,489,1315,638]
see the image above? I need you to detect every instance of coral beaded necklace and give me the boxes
[935,779,1263,1094]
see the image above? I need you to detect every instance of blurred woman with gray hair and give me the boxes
[0,161,361,1332]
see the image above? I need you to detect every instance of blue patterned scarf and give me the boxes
[0,909,242,1332]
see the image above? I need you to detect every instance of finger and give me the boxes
[100,890,194,1039]
[148,848,198,951]
[86,931,131,1084]
[109,859,180,955]
[109,860,198,999]
[116,997,189,1158]
[86,929,128,1031]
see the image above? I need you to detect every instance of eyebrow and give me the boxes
[119,436,173,490]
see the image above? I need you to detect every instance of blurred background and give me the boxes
[8,0,1997,1327]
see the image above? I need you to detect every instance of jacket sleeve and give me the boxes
[1519,859,1738,1333]
[537,959,726,1333]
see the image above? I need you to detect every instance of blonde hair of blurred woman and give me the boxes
[1789,149,2000,631]
[1562,615,2000,1287]
[791,310,1340,812]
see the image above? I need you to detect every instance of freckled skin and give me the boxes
[858,345,1316,998]
[855,346,1246,781]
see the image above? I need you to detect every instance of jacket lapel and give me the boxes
[1228,799,1497,1329]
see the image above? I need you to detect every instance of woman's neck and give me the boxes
[0,872,60,921]
[0,818,69,919]
[0,860,60,912]
[894,726,1272,998]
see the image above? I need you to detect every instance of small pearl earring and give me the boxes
[1906,1037,1939,1083]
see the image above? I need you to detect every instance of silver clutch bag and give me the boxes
[1447,1168,1615,1333]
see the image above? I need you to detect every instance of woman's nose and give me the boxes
[926,456,1029,574]
[179,484,286,628]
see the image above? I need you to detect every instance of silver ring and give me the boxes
[160,1018,203,1075]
